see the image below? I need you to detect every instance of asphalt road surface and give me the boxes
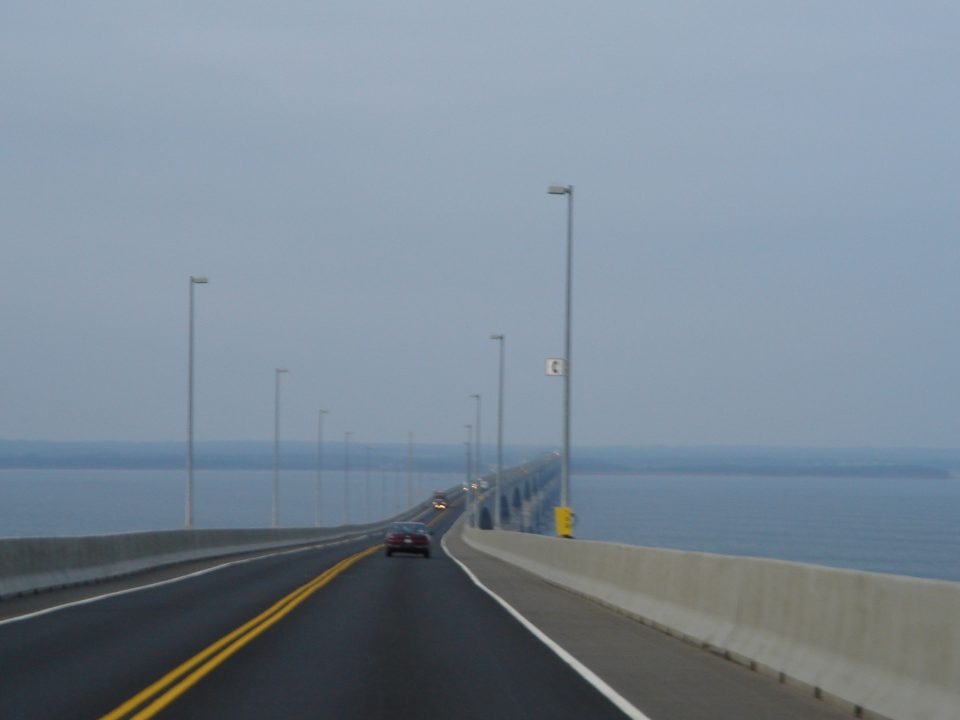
[0,504,629,719]
[0,499,857,720]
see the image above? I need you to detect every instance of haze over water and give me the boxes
[0,469,452,538]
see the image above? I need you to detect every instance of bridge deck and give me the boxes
[0,512,864,720]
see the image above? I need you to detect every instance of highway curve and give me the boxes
[0,503,629,719]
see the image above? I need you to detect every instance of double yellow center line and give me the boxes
[101,543,379,719]
[102,502,458,719]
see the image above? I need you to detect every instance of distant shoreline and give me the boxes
[0,440,957,479]
[0,461,951,479]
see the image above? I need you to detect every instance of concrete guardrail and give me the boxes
[462,526,960,720]
[0,498,441,601]
[0,458,560,603]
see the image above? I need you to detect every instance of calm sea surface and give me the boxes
[0,469,457,538]
[2,469,957,582]
[570,474,960,582]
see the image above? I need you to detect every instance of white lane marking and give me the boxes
[441,533,654,720]
[0,536,367,628]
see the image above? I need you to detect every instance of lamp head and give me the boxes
[547,185,571,195]
[191,276,209,284]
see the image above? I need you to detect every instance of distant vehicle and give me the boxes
[432,491,448,510]
[385,521,431,558]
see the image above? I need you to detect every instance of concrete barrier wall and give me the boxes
[0,467,525,601]
[0,527,355,599]
[462,527,960,720]
[0,499,436,600]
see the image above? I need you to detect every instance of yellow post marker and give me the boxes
[554,506,574,538]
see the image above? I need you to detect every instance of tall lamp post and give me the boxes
[406,432,414,508]
[490,333,505,529]
[364,445,372,523]
[470,393,482,525]
[470,393,482,476]
[548,183,575,537]
[343,431,353,525]
[381,467,387,519]
[464,423,473,521]
[186,275,208,529]
[316,409,328,527]
[273,368,289,528]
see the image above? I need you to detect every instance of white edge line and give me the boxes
[441,532,654,720]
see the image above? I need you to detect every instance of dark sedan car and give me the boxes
[384,521,432,558]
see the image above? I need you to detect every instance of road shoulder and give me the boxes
[443,523,852,720]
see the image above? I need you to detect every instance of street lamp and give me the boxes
[343,431,353,525]
[381,466,387,519]
[548,183,575,537]
[470,393,481,525]
[406,431,414,508]
[186,275,208,530]
[465,424,473,477]
[490,333,505,528]
[316,410,328,527]
[364,445,372,523]
[464,423,473,521]
[470,393,482,475]
[273,368,289,528]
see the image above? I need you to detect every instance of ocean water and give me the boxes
[569,474,960,582]
[0,469,457,538]
[2,469,957,583]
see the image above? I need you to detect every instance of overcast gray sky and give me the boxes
[2,2,959,448]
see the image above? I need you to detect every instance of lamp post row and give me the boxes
[186,182,575,535]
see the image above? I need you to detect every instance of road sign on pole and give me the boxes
[546,358,565,376]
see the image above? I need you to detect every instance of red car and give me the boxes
[384,521,432,558]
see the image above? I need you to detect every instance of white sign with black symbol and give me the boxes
[545,358,565,376]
